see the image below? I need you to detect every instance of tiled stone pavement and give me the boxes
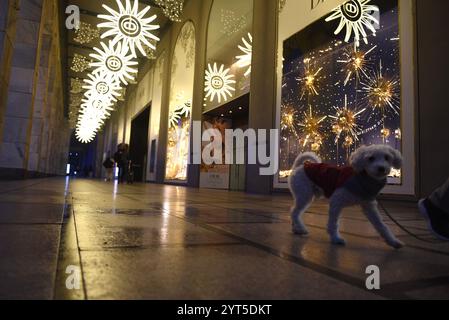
[1,178,449,300]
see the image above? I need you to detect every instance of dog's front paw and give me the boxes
[292,225,309,236]
[331,236,346,246]
[387,239,405,249]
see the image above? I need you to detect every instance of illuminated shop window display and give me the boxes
[278,0,403,185]
[203,0,253,113]
[165,21,196,182]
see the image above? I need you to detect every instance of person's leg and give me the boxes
[419,178,449,240]
[429,178,449,213]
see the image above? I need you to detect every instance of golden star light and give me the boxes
[360,61,400,115]
[325,0,379,47]
[338,45,376,85]
[281,105,298,135]
[298,106,327,150]
[329,95,366,144]
[98,0,160,58]
[296,58,322,99]
[90,41,138,85]
[236,33,252,77]
[205,63,236,104]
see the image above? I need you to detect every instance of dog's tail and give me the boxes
[292,152,321,169]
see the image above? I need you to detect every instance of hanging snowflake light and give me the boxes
[236,33,252,77]
[325,0,379,47]
[98,0,160,57]
[90,41,138,85]
[204,63,236,104]
[83,72,122,104]
[155,0,185,23]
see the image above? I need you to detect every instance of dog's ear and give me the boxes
[350,146,368,173]
[389,147,403,169]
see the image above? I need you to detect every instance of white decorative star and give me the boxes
[90,41,138,85]
[236,33,252,77]
[204,63,236,104]
[325,0,379,47]
[98,0,160,57]
[83,72,122,104]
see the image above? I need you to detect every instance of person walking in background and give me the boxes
[114,144,129,184]
[419,178,449,240]
[103,154,115,182]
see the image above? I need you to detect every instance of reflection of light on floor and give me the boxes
[113,180,118,203]
[64,176,70,196]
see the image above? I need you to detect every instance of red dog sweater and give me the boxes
[304,163,387,200]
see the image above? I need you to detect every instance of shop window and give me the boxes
[276,0,415,194]
[165,21,196,182]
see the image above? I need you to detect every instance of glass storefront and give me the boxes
[165,21,196,182]
[275,0,416,195]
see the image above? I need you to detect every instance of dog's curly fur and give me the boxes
[288,144,404,249]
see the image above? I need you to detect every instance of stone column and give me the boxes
[246,0,278,194]
[0,0,19,164]
[0,0,44,178]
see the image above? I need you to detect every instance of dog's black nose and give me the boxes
[378,167,386,174]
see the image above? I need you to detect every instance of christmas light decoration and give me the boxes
[221,9,247,35]
[205,63,236,104]
[236,33,252,77]
[71,54,91,73]
[298,106,327,151]
[90,41,138,85]
[325,0,379,47]
[74,22,100,45]
[360,61,400,115]
[155,0,185,22]
[281,105,298,135]
[296,58,323,99]
[338,45,376,85]
[98,0,160,57]
[70,78,84,94]
[329,95,366,144]
[83,72,122,104]
[279,0,287,13]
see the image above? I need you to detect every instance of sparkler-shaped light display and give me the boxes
[338,45,376,85]
[298,106,327,151]
[235,33,252,77]
[90,41,138,85]
[281,105,298,135]
[329,95,366,145]
[325,0,379,47]
[360,61,400,115]
[296,58,323,99]
[98,0,160,57]
[205,63,236,104]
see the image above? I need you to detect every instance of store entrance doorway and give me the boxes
[129,106,150,182]
[201,94,249,191]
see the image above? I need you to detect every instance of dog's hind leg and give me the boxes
[361,201,404,249]
[291,190,314,236]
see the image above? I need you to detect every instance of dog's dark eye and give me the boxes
[368,156,375,162]
[385,155,391,162]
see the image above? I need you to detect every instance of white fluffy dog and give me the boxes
[288,144,404,249]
